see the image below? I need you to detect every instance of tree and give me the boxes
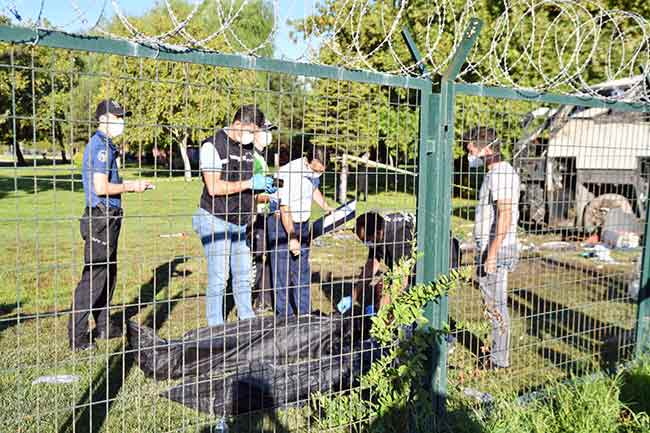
[95,0,276,180]
[0,17,82,165]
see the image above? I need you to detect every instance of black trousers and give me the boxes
[251,215,273,307]
[68,206,122,344]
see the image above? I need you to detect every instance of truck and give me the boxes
[513,75,650,232]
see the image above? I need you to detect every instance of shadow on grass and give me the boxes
[0,173,82,200]
[509,288,635,375]
[59,257,189,433]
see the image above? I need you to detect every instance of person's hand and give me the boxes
[251,174,275,193]
[125,180,152,193]
[323,204,335,214]
[289,238,301,256]
[484,254,497,274]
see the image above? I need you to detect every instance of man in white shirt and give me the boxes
[465,126,521,370]
[267,145,333,318]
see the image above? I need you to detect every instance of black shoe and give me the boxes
[95,325,124,340]
[70,338,96,352]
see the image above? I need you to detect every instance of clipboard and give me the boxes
[310,200,357,240]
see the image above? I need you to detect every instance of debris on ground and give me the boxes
[602,230,640,249]
[601,208,642,249]
[539,241,575,251]
[580,244,619,264]
[463,387,494,404]
[32,375,80,385]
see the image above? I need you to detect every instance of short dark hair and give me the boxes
[462,126,500,153]
[233,104,265,128]
[305,144,328,165]
[356,212,385,241]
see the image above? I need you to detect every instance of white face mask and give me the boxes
[468,154,484,168]
[107,117,125,138]
[240,130,254,145]
[255,131,273,151]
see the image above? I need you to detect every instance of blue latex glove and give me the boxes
[251,174,276,193]
[337,296,352,314]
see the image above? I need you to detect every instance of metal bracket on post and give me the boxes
[409,17,483,417]
[401,26,431,79]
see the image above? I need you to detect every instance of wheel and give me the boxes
[582,193,634,233]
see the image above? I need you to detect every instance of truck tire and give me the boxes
[583,193,634,233]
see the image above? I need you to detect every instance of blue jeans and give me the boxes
[267,215,311,319]
[192,208,255,326]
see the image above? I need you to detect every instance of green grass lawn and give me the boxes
[0,164,642,432]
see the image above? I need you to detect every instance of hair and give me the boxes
[305,144,328,165]
[462,126,501,153]
[356,212,385,242]
[233,104,265,128]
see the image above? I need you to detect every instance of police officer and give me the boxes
[68,99,152,351]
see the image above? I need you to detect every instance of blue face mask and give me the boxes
[467,138,500,169]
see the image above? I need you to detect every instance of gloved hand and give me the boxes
[251,174,277,193]
[337,296,352,314]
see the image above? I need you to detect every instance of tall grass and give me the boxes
[453,360,650,433]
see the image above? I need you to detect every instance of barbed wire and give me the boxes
[1,0,649,100]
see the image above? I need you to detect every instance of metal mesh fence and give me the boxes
[448,91,648,399]
[1,23,650,433]
[0,41,423,433]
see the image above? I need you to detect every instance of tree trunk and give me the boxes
[15,142,27,166]
[338,154,348,203]
[60,149,69,163]
[179,131,192,182]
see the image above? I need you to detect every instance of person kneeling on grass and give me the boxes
[267,144,334,319]
[350,211,460,315]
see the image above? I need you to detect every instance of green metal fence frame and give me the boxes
[1,19,650,420]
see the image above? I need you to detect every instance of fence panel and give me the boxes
[448,85,649,400]
[0,26,436,433]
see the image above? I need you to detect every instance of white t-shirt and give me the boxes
[277,158,318,223]
[199,140,227,172]
[473,161,520,252]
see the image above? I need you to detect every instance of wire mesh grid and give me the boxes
[448,91,648,400]
[0,42,423,432]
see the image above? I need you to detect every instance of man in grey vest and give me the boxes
[464,126,520,370]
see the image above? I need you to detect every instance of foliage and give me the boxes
[468,365,650,433]
[312,247,469,432]
[0,17,83,164]
[96,0,276,157]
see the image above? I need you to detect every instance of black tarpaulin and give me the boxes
[126,313,381,415]
[127,313,373,380]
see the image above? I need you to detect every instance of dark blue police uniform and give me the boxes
[68,130,124,347]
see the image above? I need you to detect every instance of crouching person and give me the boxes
[351,211,460,314]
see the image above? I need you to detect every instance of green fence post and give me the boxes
[635,201,650,356]
[411,18,482,415]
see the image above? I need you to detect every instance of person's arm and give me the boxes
[203,171,251,196]
[279,205,301,256]
[93,173,149,195]
[312,187,333,212]
[485,199,512,273]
